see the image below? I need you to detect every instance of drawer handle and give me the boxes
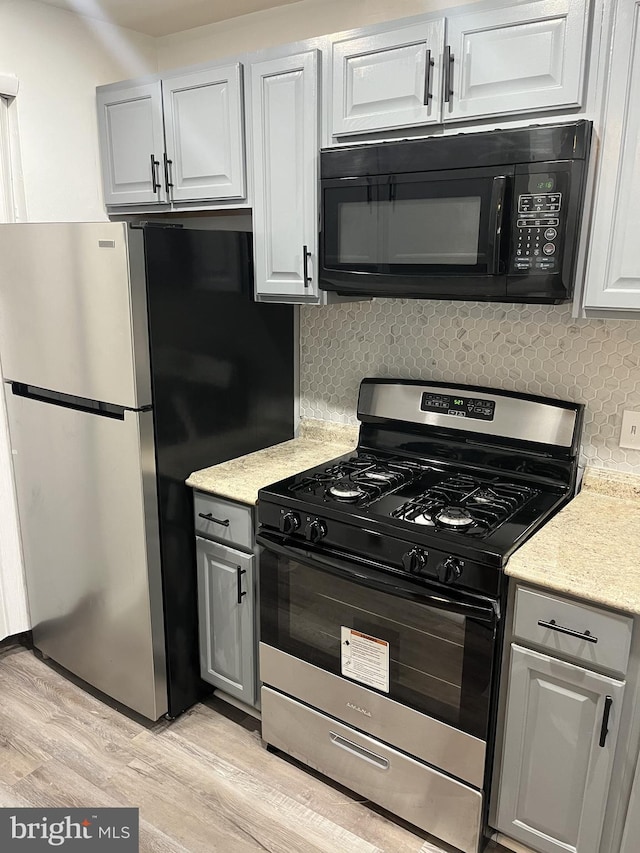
[599,695,613,748]
[537,619,598,644]
[198,513,230,527]
[329,732,389,770]
[236,566,247,605]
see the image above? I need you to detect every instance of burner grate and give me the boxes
[393,476,538,535]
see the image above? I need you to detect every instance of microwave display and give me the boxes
[421,393,496,421]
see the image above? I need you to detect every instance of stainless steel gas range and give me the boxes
[256,379,584,853]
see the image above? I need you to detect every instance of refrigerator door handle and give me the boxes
[9,383,126,420]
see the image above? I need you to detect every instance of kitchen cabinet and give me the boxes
[161,64,246,203]
[194,491,258,708]
[96,63,246,209]
[328,0,588,139]
[250,49,321,301]
[583,0,640,312]
[96,81,167,206]
[330,20,445,136]
[493,586,632,853]
[444,0,588,123]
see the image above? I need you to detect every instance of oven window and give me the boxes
[260,553,495,740]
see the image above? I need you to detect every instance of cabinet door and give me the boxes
[583,0,640,311]
[196,536,256,707]
[96,82,167,205]
[445,0,588,122]
[251,50,320,300]
[162,64,246,202]
[331,20,445,136]
[495,644,624,853]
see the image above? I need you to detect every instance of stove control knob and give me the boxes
[438,556,463,585]
[305,518,327,544]
[280,511,300,535]
[402,548,427,574]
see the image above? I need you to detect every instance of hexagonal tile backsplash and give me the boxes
[300,300,640,473]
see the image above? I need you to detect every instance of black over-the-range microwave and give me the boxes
[319,120,592,304]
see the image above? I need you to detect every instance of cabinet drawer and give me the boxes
[513,586,633,676]
[261,686,483,853]
[193,491,253,550]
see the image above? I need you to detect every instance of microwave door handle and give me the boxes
[487,175,507,275]
[256,532,498,623]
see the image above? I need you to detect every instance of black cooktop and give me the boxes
[260,447,567,564]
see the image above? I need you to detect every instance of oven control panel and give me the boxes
[510,172,567,275]
[421,392,495,421]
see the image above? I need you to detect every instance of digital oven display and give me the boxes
[420,393,496,421]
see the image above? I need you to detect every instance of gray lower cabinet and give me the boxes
[196,535,256,707]
[493,585,633,853]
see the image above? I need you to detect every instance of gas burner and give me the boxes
[328,483,366,502]
[360,469,396,482]
[437,506,474,528]
[474,488,499,504]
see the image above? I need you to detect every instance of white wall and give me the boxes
[0,0,157,221]
[157,0,480,69]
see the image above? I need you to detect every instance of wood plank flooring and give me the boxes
[0,642,503,853]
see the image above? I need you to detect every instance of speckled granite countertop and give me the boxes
[186,419,359,505]
[506,468,640,615]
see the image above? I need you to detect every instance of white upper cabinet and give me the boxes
[251,50,320,301]
[331,20,445,136]
[96,82,167,206]
[583,0,640,312]
[162,64,246,203]
[444,0,588,122]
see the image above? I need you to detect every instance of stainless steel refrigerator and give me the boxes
[0,222,294,720]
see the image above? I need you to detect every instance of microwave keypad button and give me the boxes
[515,260,532,271]
[536,259,555,270]
[544,228,557,240]
[543,243,556,255]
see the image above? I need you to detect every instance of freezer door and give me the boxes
[6,388,167,720]
[0,222,151,407]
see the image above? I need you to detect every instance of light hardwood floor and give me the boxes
[0,642,503,853]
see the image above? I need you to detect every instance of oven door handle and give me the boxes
[256,532,498,623]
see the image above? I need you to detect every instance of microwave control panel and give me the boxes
[510,172,567,275]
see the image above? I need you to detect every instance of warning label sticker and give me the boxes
[340,627,389,693]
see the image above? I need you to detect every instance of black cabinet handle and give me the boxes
[236,566,247,605]
[599,695,613,747]
[198,513,230,527]
[537,619,598,643]
[163,153,174,194]
[443,45,454,104]
[423,49,434,104]
[302,245,312,288]
[150,154,161,193]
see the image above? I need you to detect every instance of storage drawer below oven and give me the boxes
[262,686,483,853]
[260,643,486,787]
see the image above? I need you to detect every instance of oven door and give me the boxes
[257,532,498,745]
[320,166,513,298]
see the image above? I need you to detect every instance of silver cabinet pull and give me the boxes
[302,245,312,288]
[329,732,389,770]
[537,619,598,643]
